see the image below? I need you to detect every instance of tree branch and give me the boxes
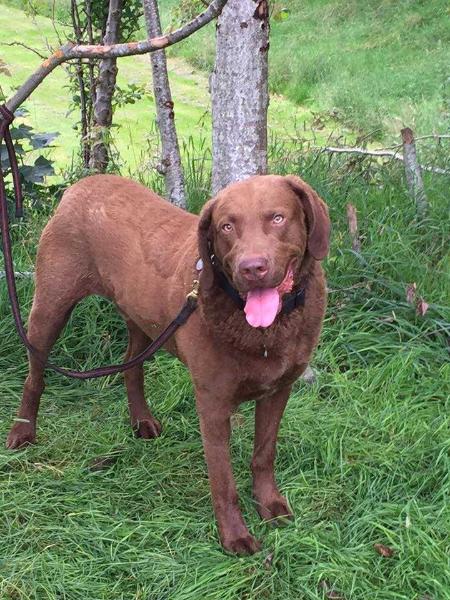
[318,146,450,175]
[1,41,47,60]
[2,0,228,116]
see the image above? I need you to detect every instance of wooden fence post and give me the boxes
[401,127,428,218]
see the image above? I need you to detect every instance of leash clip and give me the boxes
[187,279,200,301]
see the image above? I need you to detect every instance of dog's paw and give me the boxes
[133,417,162,439]
[6,422,36,450]
[256,495,293,525]
[222,532,262,556]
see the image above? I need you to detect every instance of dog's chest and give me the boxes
[235,351,306,401]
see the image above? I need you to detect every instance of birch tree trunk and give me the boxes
[211,0,269,195]
[90,0,123,172]
[142,0,186,208]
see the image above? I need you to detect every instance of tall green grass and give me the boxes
[2,0,447,142]
[164,0,449,141]
[0,145,449,598]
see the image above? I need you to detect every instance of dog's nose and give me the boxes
[238,256,269,281]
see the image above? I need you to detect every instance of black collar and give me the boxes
[213,265,307,316]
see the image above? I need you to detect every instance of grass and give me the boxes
[164,0,450,141]
[0,1,449,598]
[2,0,448,144]
[1,149,449,598]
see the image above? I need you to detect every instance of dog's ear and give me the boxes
[285,175,330,261]
[197,199,216,291]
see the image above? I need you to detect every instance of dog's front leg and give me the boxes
[196,392,261,555]
[251,385,294,523]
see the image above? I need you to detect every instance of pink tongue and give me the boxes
[244,287,280,328]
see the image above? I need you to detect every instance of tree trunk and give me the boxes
[211,0,269,195]
[90,0,123,172]
[142,0,186,208]
[70,0,90,168]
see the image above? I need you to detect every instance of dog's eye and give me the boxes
[222,223,233,233]
[273,214,284,224]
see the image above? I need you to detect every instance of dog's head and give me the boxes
[198,175,330,328]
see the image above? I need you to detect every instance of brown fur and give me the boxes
[6,173,330,555]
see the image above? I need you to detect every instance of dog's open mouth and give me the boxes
[243,261,295,328]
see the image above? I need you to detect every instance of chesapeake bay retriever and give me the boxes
[6,174,330,554]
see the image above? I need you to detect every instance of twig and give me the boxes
[375,134,450,151]
[1,0,229,116]
[1,41,47,60]
[318,146,450,175]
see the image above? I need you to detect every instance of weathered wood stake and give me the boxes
[401,127,428,218]
[346,203,361,253]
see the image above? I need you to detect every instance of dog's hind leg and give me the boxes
[6,291,79,449]
[6,225,91,450]
[124,319,161,439]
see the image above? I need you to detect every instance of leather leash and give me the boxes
[0,105,198,380]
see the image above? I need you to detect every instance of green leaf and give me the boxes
[21,156,55,184]
[10,124,34,141]
[30,132,60,149]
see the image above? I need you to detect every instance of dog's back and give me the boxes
[36,174,197,302]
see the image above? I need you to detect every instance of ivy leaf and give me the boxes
[10,124,34,141]
[21,156,55,184]
[30,132,60,149]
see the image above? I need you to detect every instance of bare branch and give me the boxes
[414,134,450,142]
[1,41,47,60]
[374,134,450,151]
[0,271,34,279]
[318,146,450,175]
[2,0,228,116]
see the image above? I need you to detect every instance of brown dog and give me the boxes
[6,174,330,554]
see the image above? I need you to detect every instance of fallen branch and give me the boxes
[2,0,228,117]
[0,271,34,279]
[413,134,450,142]
[319,146,450,175]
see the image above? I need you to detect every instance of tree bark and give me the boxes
[211,0,269,195]
[142,0,185,208]
[70,0,91,168]
[90,0,123,172]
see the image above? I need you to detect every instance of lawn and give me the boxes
[0,2,449,599]
[165,0,450,141]
[2,0,448,142]
[1,150,449,598]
